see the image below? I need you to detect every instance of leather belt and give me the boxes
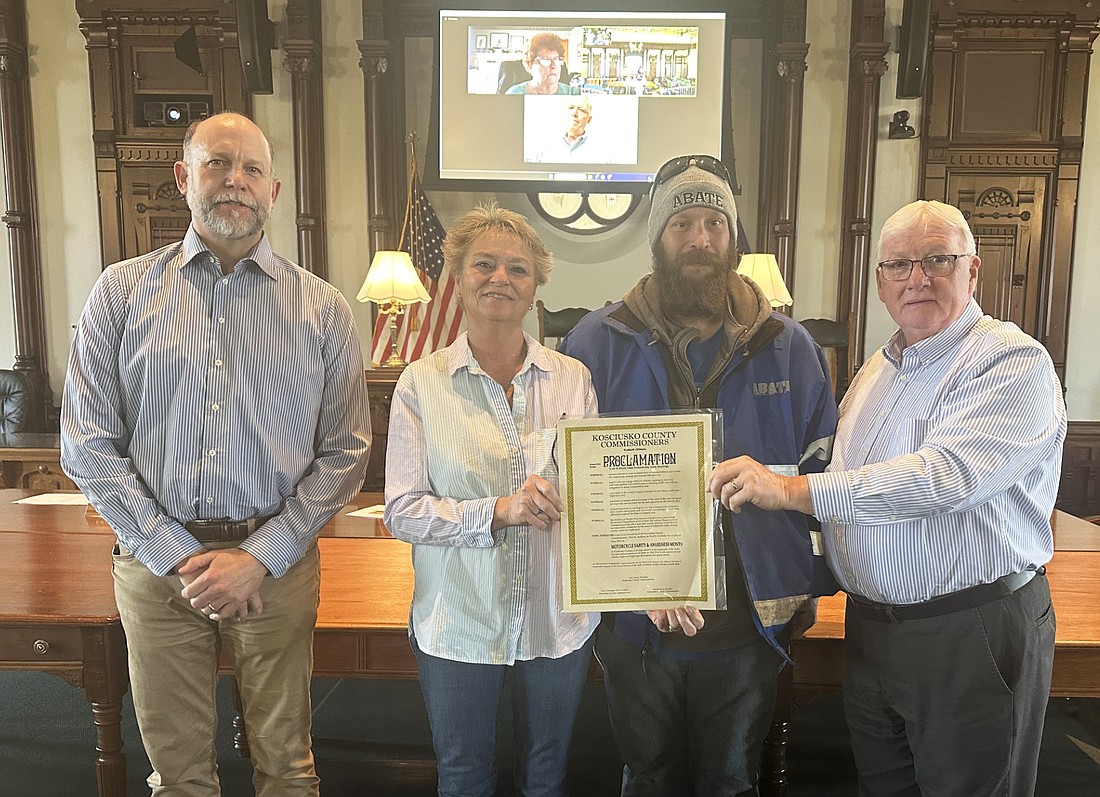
[185,516,273,543]
[847,567,1043,623]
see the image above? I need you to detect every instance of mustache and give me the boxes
[212,193,258,211]
[678,249,725,268]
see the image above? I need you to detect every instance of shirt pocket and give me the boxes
[894,418,932,457]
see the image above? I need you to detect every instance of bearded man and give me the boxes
[559,155,838,797]
[61,112,371,796]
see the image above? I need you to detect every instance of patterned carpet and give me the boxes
[1,672,1097,795]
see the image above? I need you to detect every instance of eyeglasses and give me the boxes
[651,155,732,197]
[876,254,972,281]
[533,56,565,67]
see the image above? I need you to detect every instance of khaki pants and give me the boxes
[113,541,321,797]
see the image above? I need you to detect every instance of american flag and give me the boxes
[371,175,463,365]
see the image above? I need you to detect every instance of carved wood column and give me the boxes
[282,0,327,277]
[0,0,51,420]
[759,0,808,295]
[359,0,397,259]
[838,0,888,390]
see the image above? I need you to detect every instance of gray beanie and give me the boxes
[648,161,737,253]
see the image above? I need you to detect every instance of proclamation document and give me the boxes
[559,413,717,612]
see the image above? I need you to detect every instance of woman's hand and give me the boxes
[493,474,562,530]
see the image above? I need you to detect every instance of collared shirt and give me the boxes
[532,133,608,165]
[808,300,1066,604]
[61,226,371,578]
[384,333,599,665]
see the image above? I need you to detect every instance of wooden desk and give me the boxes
[0,526,127,797]
[3,491,1098,797]
[793,510,1100,697]
[0,432,76,491]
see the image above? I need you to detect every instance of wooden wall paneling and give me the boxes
[0,0,52,423]
[76,1,252,266]
[116,145,189,255]
[921,2,1100,385]
[283,0,327,278]
[837,0,888,395]
[1058,421,1100,519]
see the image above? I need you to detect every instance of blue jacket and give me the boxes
[559,302,838,658]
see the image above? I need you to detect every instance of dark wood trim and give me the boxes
[283,0,328,277]
[758,0,808,295]
[837,0,888,394]
[358,0,398,261]
[0,0,51,420]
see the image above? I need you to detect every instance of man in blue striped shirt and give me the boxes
[708,200,1066,797]
[61,112,371,796]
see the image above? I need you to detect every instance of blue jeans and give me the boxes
[595,624,783,797]
[412,635,594,797]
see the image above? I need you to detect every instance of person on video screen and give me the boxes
[531,95,610,164]
[506,32,580,95]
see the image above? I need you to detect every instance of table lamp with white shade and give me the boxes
[736,253,793,308]
[357,250,431,367]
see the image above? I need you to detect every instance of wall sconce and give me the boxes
[888,110,917,139]
[357,250,431,367]
[737,253,793,308]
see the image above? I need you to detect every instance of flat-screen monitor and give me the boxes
[427,8,730,194]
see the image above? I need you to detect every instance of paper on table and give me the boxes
[13,492,90,505]
[346,505,385,519]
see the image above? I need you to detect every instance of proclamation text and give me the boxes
[559,414,716,612]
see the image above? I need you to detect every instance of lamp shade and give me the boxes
[737,253,793,308]
[357,250,432,306]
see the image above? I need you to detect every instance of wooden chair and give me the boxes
[536,300,598,348]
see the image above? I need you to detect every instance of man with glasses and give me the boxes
[560,155,838,796]
[708,200,1066,796]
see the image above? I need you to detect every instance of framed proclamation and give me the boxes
[558,412,719,612]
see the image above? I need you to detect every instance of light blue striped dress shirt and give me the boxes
[807,300,1066,604]
[61,226,372,578]
[384,333,600,665]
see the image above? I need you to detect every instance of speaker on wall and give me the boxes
[896,0,932,99]
[235,0,275,95]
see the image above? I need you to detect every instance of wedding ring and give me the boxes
[730,481,741,492]
[206,603,217,614]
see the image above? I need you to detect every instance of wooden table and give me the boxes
[0,432,76,491]
[792,510,1100,697]
[2,490,1098,797]
[0,526,127,796]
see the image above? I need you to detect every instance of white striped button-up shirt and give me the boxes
[384,333,599,665]
[808,300,1065,604]
[61,226,371,578]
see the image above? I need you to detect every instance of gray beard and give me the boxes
[188,188,268,240]
[652,247,736,318]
